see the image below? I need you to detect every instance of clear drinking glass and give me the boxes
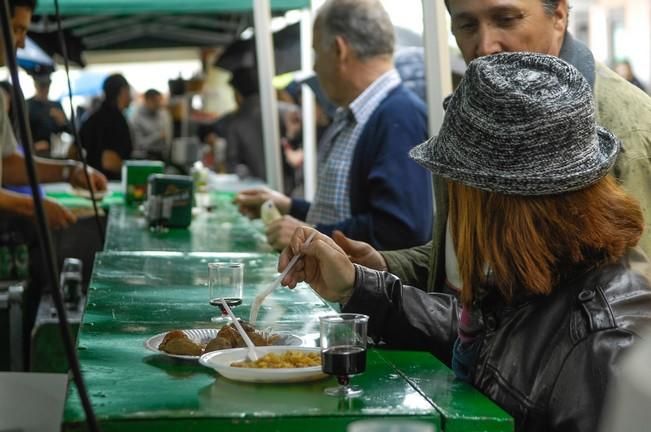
[320,313,369,397]
[208,262,244,324]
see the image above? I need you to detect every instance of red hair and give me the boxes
[448,175,644,306]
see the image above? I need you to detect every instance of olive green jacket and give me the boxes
[383,63,651,292]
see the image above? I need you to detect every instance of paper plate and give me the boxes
[144,328,302,361]
[199,346,327,383]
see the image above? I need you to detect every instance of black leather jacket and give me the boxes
[343,248,651,432]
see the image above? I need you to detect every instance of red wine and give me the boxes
[322,346,367,377]
[209,297,242,314]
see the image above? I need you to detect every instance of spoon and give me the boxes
[219,299,258,361]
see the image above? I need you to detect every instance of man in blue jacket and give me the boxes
[235,0,432,252]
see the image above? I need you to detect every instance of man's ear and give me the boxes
[553,0,569,33]
[334,35,350,63]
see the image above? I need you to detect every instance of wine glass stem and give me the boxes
[337,375,349,386]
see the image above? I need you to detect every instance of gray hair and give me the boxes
[444,0,560,16]
[316,0,394,60]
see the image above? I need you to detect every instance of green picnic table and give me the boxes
[103,194,272,253]
[62,251,511,432]
[49,187,512,431]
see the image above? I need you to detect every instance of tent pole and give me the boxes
[300,6,316,200]
[253,0,283,191]
[422,0,452,136]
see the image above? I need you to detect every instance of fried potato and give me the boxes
[158,331,203,356]
[231,351,321,369]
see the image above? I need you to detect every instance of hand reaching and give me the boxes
[42,198,77,229]
[234,186,290,219]
[69,164,108,192]
[332,230,387,271]
[266,215,308,251]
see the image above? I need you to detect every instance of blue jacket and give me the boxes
[290,84,433,250]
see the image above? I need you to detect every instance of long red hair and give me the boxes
[448,175,644,306]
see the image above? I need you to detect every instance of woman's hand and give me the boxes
[278,227,356,304]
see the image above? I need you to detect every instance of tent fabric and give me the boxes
[215,22,301,75]
[35,0,309,15]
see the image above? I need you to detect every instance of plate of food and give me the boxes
[199,346,327,383]
[144,322,302,360]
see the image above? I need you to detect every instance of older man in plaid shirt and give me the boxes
[235,0,432,252]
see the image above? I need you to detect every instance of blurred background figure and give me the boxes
[130,88,172,160]
[282,75,335,141]
[78,73,133,180]
[26,73,72,157]
[221,66,265,180]
[394,47,426,103]
[614,60,647,93]
[277,75,336,197]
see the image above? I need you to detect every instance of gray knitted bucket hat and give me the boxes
[409,52,620,195]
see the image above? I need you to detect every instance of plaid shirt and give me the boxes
[306,69,402,225]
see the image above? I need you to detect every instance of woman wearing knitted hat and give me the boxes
[279,53,651,432]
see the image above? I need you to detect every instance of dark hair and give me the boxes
[144,89,161,100]
[9,0,37,15]
[102,74,129,105]
[229,67,259,98]
[444,0,560,16]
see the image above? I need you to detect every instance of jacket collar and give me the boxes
[559,32,596,90]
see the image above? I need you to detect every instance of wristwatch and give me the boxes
[61,162,77,182]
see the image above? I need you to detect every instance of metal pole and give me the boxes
[300,6,316,200]
[253,0,283,191]
[422,0,453,135]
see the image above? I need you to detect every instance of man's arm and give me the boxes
[0,188,76,229]
[100,113,132,178]
[52,102,72,134]
[2,153,107,191]
[2,153,74,184]
[381,242,433,287]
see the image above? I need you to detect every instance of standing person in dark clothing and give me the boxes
[221,67,265,180]
[79,74,133,180]
[26,73,72,156]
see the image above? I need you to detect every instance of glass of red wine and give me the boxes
[208,262,244,324]
[320,313,369,398]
